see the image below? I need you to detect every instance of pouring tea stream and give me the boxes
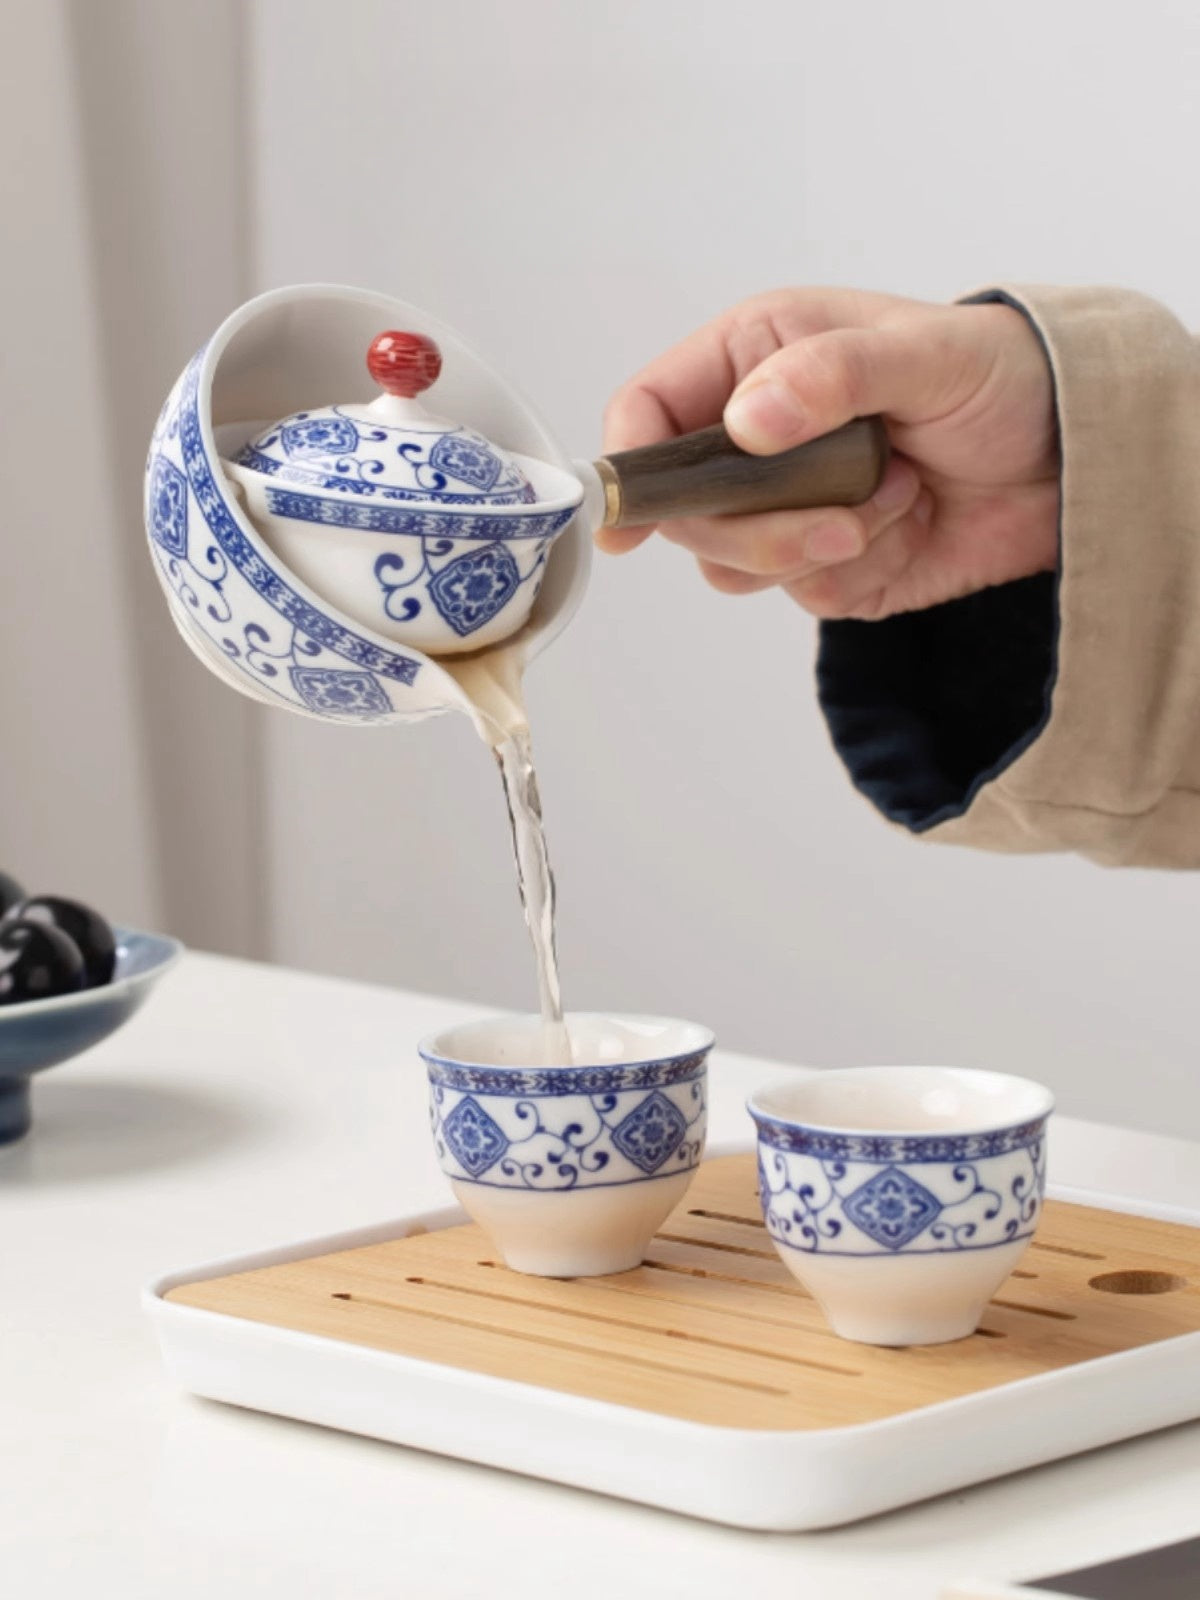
[145,284,887,1064]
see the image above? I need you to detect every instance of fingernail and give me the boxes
[725,379,805,450]
[872,461,919,514]
[805,519,864,564]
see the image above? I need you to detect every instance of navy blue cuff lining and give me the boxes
[817,573,1058,831]
[815,290,1062,833]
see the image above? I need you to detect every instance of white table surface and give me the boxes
[2,952,1198,1598]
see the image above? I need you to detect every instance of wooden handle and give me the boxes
[596,415,889,529]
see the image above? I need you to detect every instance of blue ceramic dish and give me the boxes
[0,926,183,1145]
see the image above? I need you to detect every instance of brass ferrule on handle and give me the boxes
[593,457,624,530]
[596,415,890,530]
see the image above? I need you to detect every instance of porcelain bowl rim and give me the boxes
[419,1011,715,1074]
[225,447,585,522]
[747,1065,1054,1141]
[0,925,184,1023]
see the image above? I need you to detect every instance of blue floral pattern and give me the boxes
[430,433,502,492]
[842,1166,943,1250]
[440,1096,510,1178]
[235,410,537,507]
[366,535,550,636]
[281,415,359,459]
[612,1091,688,1174]
[149,457,189,557]
[144,349,437,724]
[754,1123,1047,1259]
[289,666,391,718]
[428,545,521,636]
[177,356,421,684]
[754,1114,1047,1164]
[424,1052,708,1097]
[237,446,534,505]
[147,447,236,638]
[261,486,574,542]
[427,1055,709,1193]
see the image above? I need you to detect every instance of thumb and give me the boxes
[723,318,982,454]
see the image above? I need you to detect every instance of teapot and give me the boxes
[222,328,585,658]
[145,283,885,739]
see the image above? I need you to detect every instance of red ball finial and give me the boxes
[366,331,443,398]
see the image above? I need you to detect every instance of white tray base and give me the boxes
[144,1173,1200,1532]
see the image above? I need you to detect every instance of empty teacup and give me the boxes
[422,1013,712,1276]
[748,1067,1053,1346]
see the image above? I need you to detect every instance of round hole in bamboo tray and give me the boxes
[1088,1268,1189,1295]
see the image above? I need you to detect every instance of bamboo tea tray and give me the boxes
[146,1151,1200,1530]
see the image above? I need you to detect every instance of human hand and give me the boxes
[600,288,1059,620]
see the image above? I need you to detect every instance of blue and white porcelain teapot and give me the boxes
[223,328,585,658]
[145,284,594,734]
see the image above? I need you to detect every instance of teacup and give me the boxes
[421,1013,712,1276]
[748,1066,1053,1345]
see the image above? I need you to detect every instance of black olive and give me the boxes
[0,871,26,919]
[0,919,86,1004]
[6,896,116,988]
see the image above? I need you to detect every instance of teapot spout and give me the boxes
[444,646,529,748]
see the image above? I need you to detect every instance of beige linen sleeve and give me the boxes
[816,285,1200,868]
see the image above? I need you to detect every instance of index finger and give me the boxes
[597,311,782,553]
[603,320,738,454]
[601,286,899,456]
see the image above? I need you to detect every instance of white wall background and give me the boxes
[246,0,1200,1138]
[6,0,1200,1139]
[1,0,264,955]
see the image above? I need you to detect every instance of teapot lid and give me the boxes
[230,331,537,507]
